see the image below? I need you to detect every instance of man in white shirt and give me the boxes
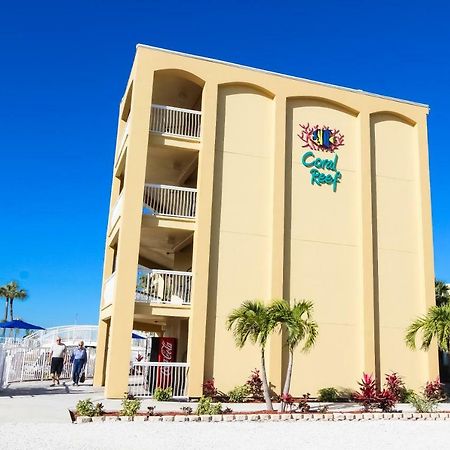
[49,337,66,386]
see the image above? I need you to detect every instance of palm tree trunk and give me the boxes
[9,299,13,321]
[8,300,14,337]
[281,350,294,412]
[260,348,274,411]
[2,299,8,337]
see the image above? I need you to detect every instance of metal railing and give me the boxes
[129,362,189,398]
[143,184,197,219]
[1,345,96,385]
[24,325,99,347]
[136,266,192,306]
[150,104,201,139]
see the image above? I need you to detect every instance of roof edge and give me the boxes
[136,44,429,111]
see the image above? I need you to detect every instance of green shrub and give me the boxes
[227,384,251,403]
[120,394,142,416]
[154,387,172,401]
[401,389,415,403]
[195,396,222,415]
[408,393,438,413]
[318,387,339,402]
[75,399,104,417]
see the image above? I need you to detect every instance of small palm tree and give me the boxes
[270,299,318,410]
[0,281,28,322]
[435,279,450,307]
[405,303,450,352]
[227,300,276,410]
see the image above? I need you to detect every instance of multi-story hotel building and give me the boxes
[94,45,438,398]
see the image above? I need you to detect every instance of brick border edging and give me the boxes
[76,411,450,423]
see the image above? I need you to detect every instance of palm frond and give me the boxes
[406,303,450,352]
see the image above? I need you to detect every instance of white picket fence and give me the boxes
[128,362,189,398]
[0,344,96,386]
[150,104,201,139]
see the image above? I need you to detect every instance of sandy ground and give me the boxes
[0,421,449,450]
[1,381,449,449]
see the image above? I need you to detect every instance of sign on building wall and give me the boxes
[298,124,344,192]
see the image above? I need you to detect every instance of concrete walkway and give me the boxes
[0,380,282,423]
[0,380,448,424]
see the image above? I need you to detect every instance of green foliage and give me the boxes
[75,398,104,417]
[402,389,416,403]
[435,279,450,306]
[405,303,450,352]
[318,387,339,402]
[195,396,222,415]
[269,299,319,353]
[408,393,438,413]
[226,300,276,349]
[153,387,172,401]
[227,384,251,403]
[226,299,276,411]
[120,394,141,416]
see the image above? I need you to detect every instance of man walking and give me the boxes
[71,340,87,386]
[49,336,66,386]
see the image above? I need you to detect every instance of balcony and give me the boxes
[150,104,201,140]
[135,266,192,306]
[143,184,197,219]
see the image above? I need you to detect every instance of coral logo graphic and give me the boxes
[298,123,344,192]
[298,123,344,153]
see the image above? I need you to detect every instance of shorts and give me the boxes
[50,357,64,376]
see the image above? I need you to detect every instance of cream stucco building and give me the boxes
[94,44,438,398]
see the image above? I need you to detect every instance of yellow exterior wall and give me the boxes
[205,86,274,391]
[372,115,433,386]
[286,99,364,393]
[95,44,438,398]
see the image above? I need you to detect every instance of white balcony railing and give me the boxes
[129,362,189,398]
[136,266,192,306]
[150,104,201,139]
[143,184,197,219]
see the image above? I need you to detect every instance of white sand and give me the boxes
[0,421,449,450]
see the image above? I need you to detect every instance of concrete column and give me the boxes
[93,319,108,386]
[416,119,439,378]
[267,95,286,392]
[186,81,218,397]
[104,55,154,398]
[360,112,377,378]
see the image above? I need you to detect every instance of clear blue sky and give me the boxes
[1,0,449,327]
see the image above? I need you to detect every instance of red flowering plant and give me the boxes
[354,372,405,412]
[424,378,446,401]
[377,389,397,413]
[281,392,295,411]
[246,369,264,399]
[384,372,406,402]
[353,373,379,411]
[202,379,218,398]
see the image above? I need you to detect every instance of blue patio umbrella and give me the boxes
[132,332,145,339]
[0,319,45,330]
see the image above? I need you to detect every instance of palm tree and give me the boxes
[0,281,28,322]
[227,300,276,410]
[435,279,450,307]
[405,303,450,352]
[270,299,318,410]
